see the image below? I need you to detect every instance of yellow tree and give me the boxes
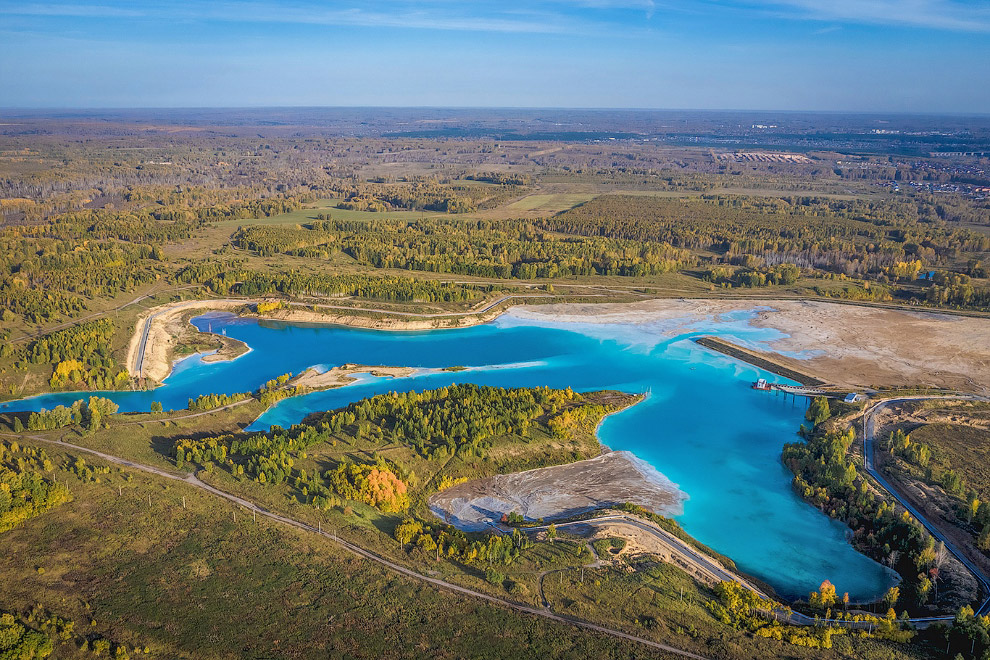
[883,586,900,610]
[819,580,837,608]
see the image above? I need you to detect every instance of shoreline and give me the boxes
[506,299,990,394]
[692,336,826,386]
[127,295,990,395]
[428,449,688,532]
[127,297,514,384]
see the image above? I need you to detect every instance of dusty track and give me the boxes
[4,430,706,660]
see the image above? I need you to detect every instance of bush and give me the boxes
[485,568,505,586]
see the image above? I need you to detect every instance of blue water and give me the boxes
[0,310,894,600]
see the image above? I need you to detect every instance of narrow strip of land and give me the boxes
[692,336,825,386]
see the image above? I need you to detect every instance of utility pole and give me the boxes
[182,496,185,509]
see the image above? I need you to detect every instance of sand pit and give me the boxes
[428,451,686,531]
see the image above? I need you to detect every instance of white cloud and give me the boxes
[0,1,586,34]
[746,0,990,32]
[2,3,147,18]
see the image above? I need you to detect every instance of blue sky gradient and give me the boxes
[1,0,988,111]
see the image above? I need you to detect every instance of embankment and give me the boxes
[693,336,825,386]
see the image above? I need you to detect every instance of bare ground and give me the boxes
[428,451,687,531]
[290,364,420,389]
[125,300,247,382]
[509,299,990,394]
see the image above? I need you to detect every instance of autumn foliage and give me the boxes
[329,460,410,513]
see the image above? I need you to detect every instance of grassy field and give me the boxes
[0,414,927,660]
[910,422,990,498]
[504,193,597,214]
[215,199,443,228]
[0,445,681,660]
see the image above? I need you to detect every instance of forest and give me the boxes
[25,320,128,390]
[200,265,493,303]
[174,384,604,481]
[545,195,990,278]
[234,218,695,279]
[335,179,522,214]
[783,400,953,613]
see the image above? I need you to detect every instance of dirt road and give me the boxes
[863,396,990,617]
[4,430,706,660]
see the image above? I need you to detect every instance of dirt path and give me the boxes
[528,515,945,629]
[10,284,202,344]
[3,430,705,660]
[116,398,254,425]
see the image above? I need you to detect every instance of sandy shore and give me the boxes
[127,298,505,384]
[130,297,990,394]
[126,300,247,383]
[290,364,422,389]
[428,451,687,531]
[508,299,990,394]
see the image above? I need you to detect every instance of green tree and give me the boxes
[806,397,831,428]
[485,567,505,586]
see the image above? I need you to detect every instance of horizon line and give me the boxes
[2,105,990,118]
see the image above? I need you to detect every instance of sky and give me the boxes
[1,0,989,112]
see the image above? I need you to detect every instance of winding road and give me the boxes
[862,395,990,617]
[531,516,891,629]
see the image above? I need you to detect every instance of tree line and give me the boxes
[181,261,493,303]
[784,400,952,611]
[26,396,118,433]
[541,194,990,283]
[233,217,696,280]
[885,428,990,552]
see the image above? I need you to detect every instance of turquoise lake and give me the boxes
[0,309,895,600]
